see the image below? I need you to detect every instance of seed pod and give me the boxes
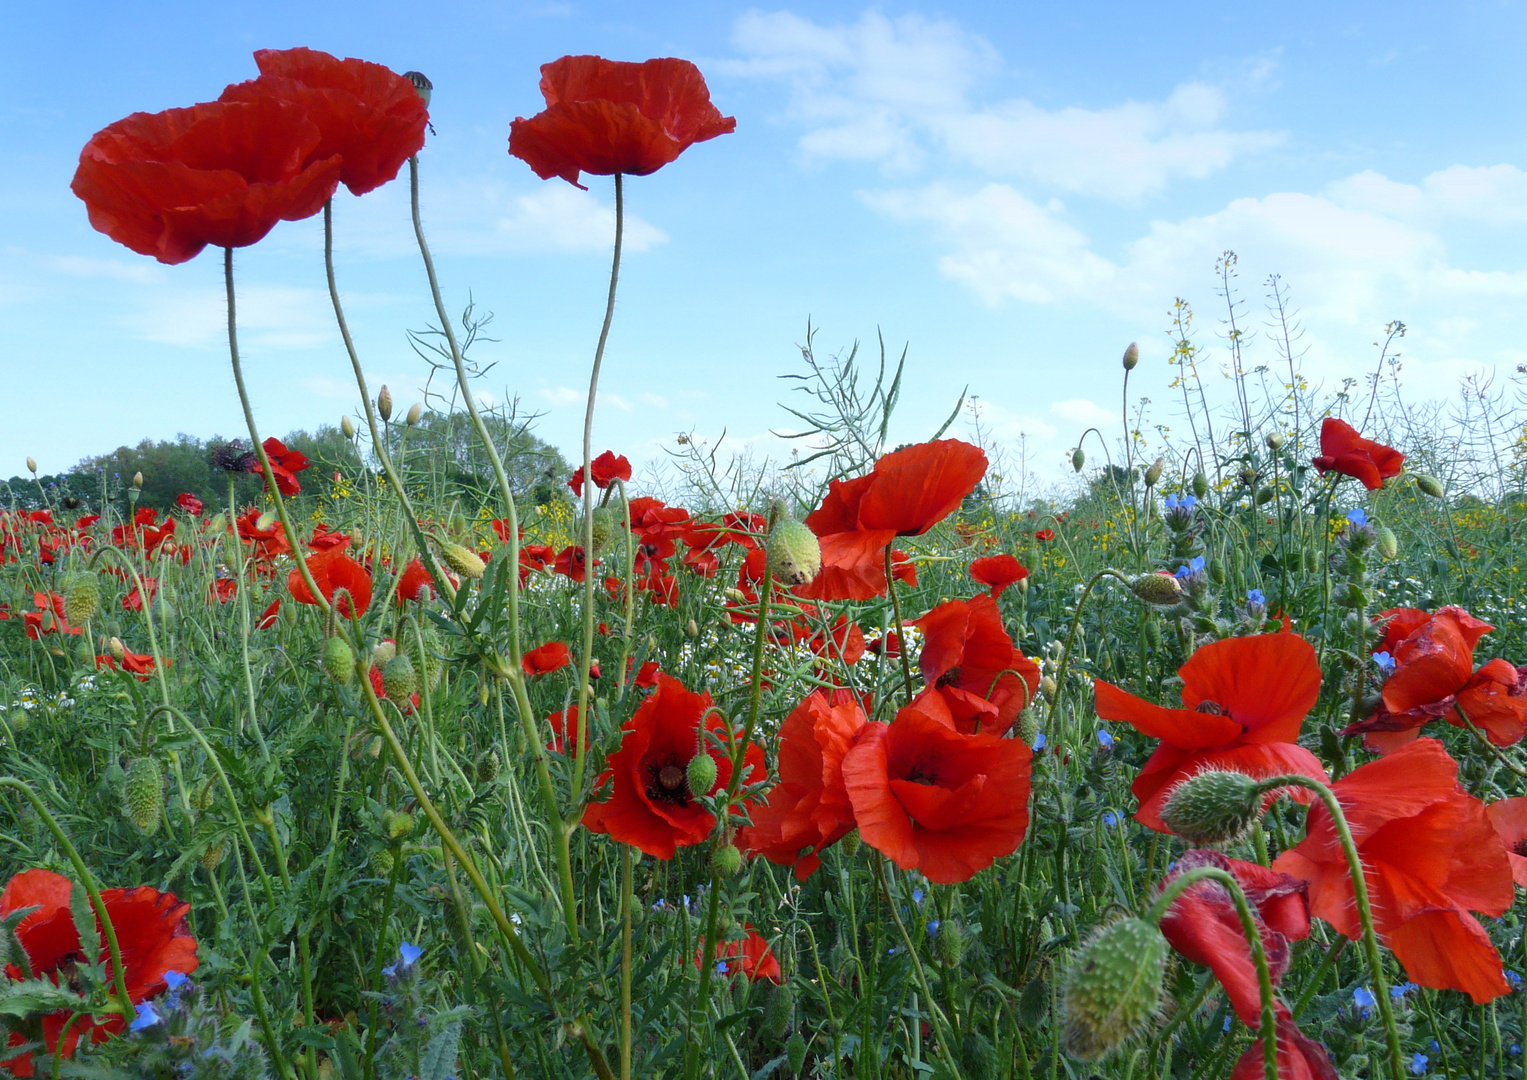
[323,637,356,685]
[405,402,423,427]
[255,511,276,532]
[407,621,444,690]
[377,385,393,422]
[766,518,822,587]
[26,456,37,474]
[1130,573,1184,606]
[934,920,967,968]
[441,543,486,580]
[1415,474,1444,498]
[1144,457,1164,488]
[711,844,743,877]
[686,753,719,796]
[587,506,620,555]
[199,840,227,872]
[1192,472,1210,498]
[1121,342,1139,371]
[131,472,144,489]
[1377,526,1399,560]
[786,1033,807,1075]
[382,654,417,705]
[371,848,395,878]
[1072,447,1086,472]
[1303,548,1320,574]
[62,572,100,626]
[404,70,432,106]
[686,618,699,638]
[1062,917,1169,1060]
[1160,770,1263,846]
[1142,616,1162,651]
[341,415,356,440]
[763,984,794,1039]
[124,756,165,836]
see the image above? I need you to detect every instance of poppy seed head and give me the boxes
[210,439,257,474]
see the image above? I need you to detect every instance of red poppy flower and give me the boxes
[739,689,869,880]
[1485,797,1527,889]
[208,578,237,604]
[842,698,1030,884]
[969,554,1028,598]
[393,558,437,604]
[71,97,341,264]
[518,543,556,585]
[798,440,988,602]
[552,545,592,583]
[95,648,168,681]
[287,544,372,618]
[582,674,766,859]
[367,663,417,713]
[124,574,161,613]
[867,632,902,658]
[522,641,572,676]
[255,599,281,630]
[1230,1006,1338,1080]
[914,594,1039,735]
[509,55,736,189]
[174,492,203,517]
[1034,529,1056,542]
[307,523,350,551]
[236,509,290,561]
[252,437,309,498]
[695,926,782,983]
[1,868,197,1075]
[627,658,660,689]
[1311,417,1404,490]
[567,450,633,496]
[219,47,428,196]
[1158,850,1310,1025]
[1094,632,1328,832]
[22,593,81,640]
[1273,738,1513,1002]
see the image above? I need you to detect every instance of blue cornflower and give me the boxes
[1353,986,1377,1009]
[926,920,941,937]
[1409,1052,1428,1075]
[1507,969,1522,989]
[1347,507,1369,527]
[129,1002,162,1032]
[1373,651,1397,678]
[1096,729,1115,749]
[1247,588,1265,605]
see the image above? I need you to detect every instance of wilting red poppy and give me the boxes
[509,55,736,189]
[71,97,341,264]
[95,648,168,681]
[1485,797,1527,889]
[255,599,281,630]
[174,492,203,517]
[842,698,1030,884]
[739,689,869,880]
[1,868,198,1074]
[393,558,440,604]
[798,440,988,602]
[1273,738,1513,1002]
[522,641,572,675]
[219,47,427,196]
[288,544,372,617]
[1311,417,1403,491]
[208,578,237,604]
[695,926,782,983]
[1094,632,1328,832]
[1158,850,1310,1025]
[568,450,633,496]
[1229,1006,1338,1080]
[582,674,766,859]
[1034,529,1056,542]
[253,437,309,498]
[969,554,1028,598]
[914,594,1039,735]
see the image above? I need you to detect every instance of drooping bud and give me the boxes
[377,385,393,422]
[382,654,418,705]
[404,71,432,107]
[686,618,699,638]
[1377,526,1399,560]
[372,640,397,667]
[441,543,486,580]
[1122,342,1139,371]
[405,402,423,427]
[132,472,144,489]
[1255,486,1275,505]
[686,753,719,796]
[766,518,822,586]
[933,920,967,968]
[387,810,416,840]
[476,749,501,783]
[341,415,356,440]
[1159,770,1263,845]
[711,843,743,877]
[1061,918,1169,1060]
[62,572,100,626]
[1237,466,1256,488]
[763,984,794,1038]
[1143,457,1164,488]
[786,1033,807,1075]
[1303,548,1320,573]
[1072,447,1086,472]
[25,456,37,474]
[323,637,355,685]
[255,511,276,532]
[1142,616,1162,650]
[1040,675,1058,698]
[1414,474,1444,498]
[108,636,126,662]
[123,756,165,835]
[1130,573,1184,606]
[406,621,444,691]
[1192,472,1210,498]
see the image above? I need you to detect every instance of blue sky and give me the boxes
[5,2,1527,490]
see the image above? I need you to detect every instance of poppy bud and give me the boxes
[767,518,822,586]
[477,749,501,783]
[441,543,486,580]
[1142,616,1161,651]
[711,843,743,877]
[933,920,967,968]
[372,640,397,667]
[1377,526,1399,560]
[407,622,444,690]
[405,402,423,427]
[839,829,861,859]
[124,756,165,836]
[199,840,227,872]
[1160,769,1263,845]
[382,654,418,704]
[1255,486,1275,505]
[1016,707,1040,749]
[341,415,356,440]
[1130,573,1184,606]
[725,588,749,604]
[1192,472,1210,498]
[132,471,144,489]
[25,456,37,474]
[1265,432,1286,451]
[686,618,699,638]
[62,572,100,626]
[1207,560,1225,586]
[1414,474,1444,498]
[763,984,794,1038]
[1237,466,1256,487]
[1143,457,1164,488]
[1303,548,1320,573]
[686,752,719,796]
[1040,675,1057,698]
[377,385,393,422]
[255,511,276,532]
[588,506,619,555]
[1072,447,1085,472]
[108,635,127,662]
[1122,342,1139,371]
[404,70,432,107]
[786,1033,807,1075]
[323,637,355,685]
[1062,917,1169,1060]
[387,810,416,840]
[371,849,395,877]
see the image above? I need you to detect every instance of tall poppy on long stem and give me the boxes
[1311,417,1403,490]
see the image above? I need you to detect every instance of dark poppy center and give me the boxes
[1514,839,1527,859]
[905,764,941,786]
[936,667,963,689]
[646,760,692,806]
[1195,700,1228,717]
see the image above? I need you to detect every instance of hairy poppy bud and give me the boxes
[1192,472,1210,498]
[108,636,127,662]
[1040,675,1058,699]
[255,511,276,532]
[441,543,486,580]
[1265,432,1286,451]
[1303,548,1320,573]
[371,849,395,877]
[25,456,37,474]
[199,840,227,872]
[1016,707,1040,748]
[341,415,356,440]
[711,843,743,877]
[132,472,144,489]
[934,920,967,968]
[405,402,422,427]
[323,637,355,685]
[476,749,501,783]
[1122,342,1139,371]
[1062,917,1168,1060]
[1255,486,1275,505]
[377,385,393,422]
[1237,466,1256,488]
[1130,573,1183,606]
[686,618,699,638]
[1377,526,1399,560]
[404,70,432,107]
[767,518,822,586]
[1160,770,1263,845]
[1414,474,1444,498]
[1142,616,1161,651]
[387,810,416,840]
[382,654,417,704]
[405,622,443,691]
[786,1033,807,1075]
[372,640,397,667]
[962,1033,999,1080]
[687,753,719,796]
[1072,447,1085,472]
[588,506,619,555]
[1207,560,1226,586]
[62,572,100,626]
[763,984,794,1038]
[124,756,165,835]
[1143,457,1164,488]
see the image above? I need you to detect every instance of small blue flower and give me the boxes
[1429,1040,1440,1053]
[1102,811,1120,827]
[129,1002,162,1032]
[1511,1042,1522,1056]
[1390,982,1417,998]
[1353,986,1377,1009]
[1409,1052,1428,1075]
[1222,1015,1232,1032]
[1247,588,1265,605]
[1174,555,1206,580]
[399,941,423,967]
[1164,495,1178,511]
[1373,651,1397,678]
[1032,733,1046,751]
[1096,729,1114,749]
[1507,968,1522,989]
[716,960,730,975]
[926,920,941,937]
[1181,495,1197,510]
[911,888,925,904]
[1347,507,1369,527]
[652,898,666,910]
[163,971,188,990]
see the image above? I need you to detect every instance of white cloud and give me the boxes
[126,285,337,350]
[1051,399,1117,427]
[47,255,165,285]
[538,385,581,407]
[490,186,668,254]
[729,9,1279,199]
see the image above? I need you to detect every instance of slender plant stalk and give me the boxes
[884,544,915,705]
[1046,568,1133,731]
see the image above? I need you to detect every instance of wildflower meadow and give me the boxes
[7,45,1527,1080]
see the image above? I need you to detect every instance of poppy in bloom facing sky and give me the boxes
[1310,417,1404,490]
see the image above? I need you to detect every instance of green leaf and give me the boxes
[68,879,102,967]
[0,978,84,1018]
[419,1019,461,1080]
